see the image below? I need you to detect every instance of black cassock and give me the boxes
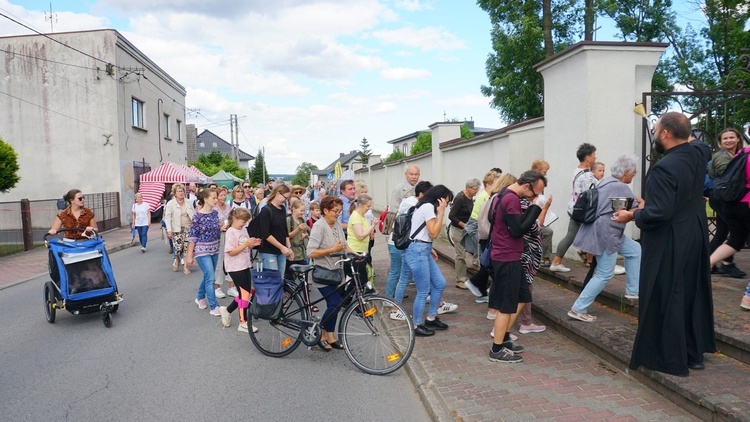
[629,141,716,377]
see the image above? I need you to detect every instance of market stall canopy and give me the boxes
[211,169,243,182]
[140,162,198,183]
[137,182,165,212]
[187,165,213,184]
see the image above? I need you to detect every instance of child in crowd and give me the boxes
[307,202,321,228]
[286,200,310,279]
[219,208,261,333]
[591,162,605,181]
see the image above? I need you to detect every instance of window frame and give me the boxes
[132,97,146,130]
[163,113,171,139]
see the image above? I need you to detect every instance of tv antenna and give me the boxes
[44,3,58,33]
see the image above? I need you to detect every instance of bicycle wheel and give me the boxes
[249,284,309,358]
[446,224,455,247]
[340,295,415,375]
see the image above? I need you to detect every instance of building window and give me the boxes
[132,97,145,129]
[163,113,171,139]
[199,142,205,147]
[212,142,218,148]
[402,143,409,154]
[176,120,182,142]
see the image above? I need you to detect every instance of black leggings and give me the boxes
[226,268,252,320]
[725,201,750,251]
[709,198,733,263]
[469,239,491,296]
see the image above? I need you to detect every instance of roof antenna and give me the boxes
[45,3,58,33]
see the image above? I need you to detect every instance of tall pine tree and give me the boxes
[249,148,270,186]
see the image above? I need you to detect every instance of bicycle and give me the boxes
[248,252,416,375]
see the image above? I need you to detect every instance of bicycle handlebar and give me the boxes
[44,227,99,242]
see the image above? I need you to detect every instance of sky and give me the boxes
[0,0,708,174]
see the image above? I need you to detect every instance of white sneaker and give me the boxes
[624,293,639,300]
[227,287,239,298]
[464,279,482,297]
[614,265,626,275]
[209,307,222,317]
[389,310,406,321]
[238,322,258,333]
[195,298,207,310]
[549,264,571,273]
[437,302,458,314]
[214,288,226,299]
[486,310,497,320]
[141,247,146,253]
[475,296,489,303]
[219,306,231,327]
[489,329,518,341]
[224,274,232,282]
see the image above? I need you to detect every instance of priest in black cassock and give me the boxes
[613,112,716,377]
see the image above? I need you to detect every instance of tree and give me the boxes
[410,132,432,155]
[291,162,318,187]
[478,0,581,124]
[356,137,372,166]
[0,138,20,193]
[460,124,474,139]
[383,150,407,163]
[249,148,269,186]
[189,150,246,180]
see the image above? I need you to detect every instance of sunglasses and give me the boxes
[243,185,251,188]
[293,190,303,194]
[75,196,85,201]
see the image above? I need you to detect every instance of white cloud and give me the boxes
[393,0,434,11]
[372,26,466,51]
[380,67,431,79]
[374,102,397,113]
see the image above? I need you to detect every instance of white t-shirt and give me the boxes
[132,202,150,227]
[409,203,435,243]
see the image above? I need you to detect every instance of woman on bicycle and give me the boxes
[308,196,357,351]
[186,188,222,317]
[256,184,294,271]
[48,189,97,240]
[404,185,453,337]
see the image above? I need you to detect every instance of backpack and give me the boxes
[711,148,750,202]
[246,206,268,247]
[392,206,426,250]
[377,206,391,234]
[570,182,599,224]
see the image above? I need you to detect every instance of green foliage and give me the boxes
[383,150,407,163]
[410,132,432,155]
[249,148,270,186]
[598,0,676,42]
[189,150,245,180]
[356,137,372,165]
[478,0,581,124]
[460,124,473,139]
[291,162,318,187]
[0,138,20,193]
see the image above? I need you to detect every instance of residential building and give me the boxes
[386,120,494,155]
[0,29,187,222]
[187,126,254,168]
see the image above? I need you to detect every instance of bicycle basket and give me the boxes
[250,268,284,320]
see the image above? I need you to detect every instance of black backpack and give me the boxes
[393,206,426,250]
[711,149,749,202]
[570,179,616,224]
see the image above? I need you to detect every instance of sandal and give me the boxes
[567,309,597,322]
[328,341,345,350]
[172,259,179,272]
[183,266,191,275]
[577,250,587,262]
[316,340,332,352]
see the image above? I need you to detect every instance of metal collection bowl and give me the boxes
[609,197,633,211]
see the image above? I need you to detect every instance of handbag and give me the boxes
[480,238,492,268]
[312,265,343,285]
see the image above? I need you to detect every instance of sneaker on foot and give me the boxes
[424,317,448,330]
[486,310,497,320]
[464,279,482,297]
[489,329,517,341]
[519,323,546,334]
[614,265,626,275]
[214,288,226,299]
[195,298,207,309]
[455,281,468,290]
[209,307,222,317]
[238,322,248,333]
[227,287,239,297]
[141,247,146,253]
[722,263,747,279]
[502,341,525,353]
[624,293,639,300]
[389,310,406,321]
[475,296,489,304]
[437,302,458,314]
[219,306,231,327]
[489,347,523,363]
[549,264,571,273]
[414,324,435,337]
[741,296,750,311]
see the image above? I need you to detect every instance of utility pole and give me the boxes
[233,114,240,165]
[229,114,238,163]
[45,3,57,33]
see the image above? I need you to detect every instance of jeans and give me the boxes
[745,281,750,297]
[196,254,219,310]
[135,225,148,248]
[386,244,401,298]
[393,248,413,303]
[259,252,286,274]
[404,241,446,325]
[317,285,343,332]
[571,237,640,314]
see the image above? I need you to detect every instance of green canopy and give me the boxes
[210,169,243,188]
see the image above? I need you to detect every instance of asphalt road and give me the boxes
[0,245,430,422]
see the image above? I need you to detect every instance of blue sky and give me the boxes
[0,0,709,173]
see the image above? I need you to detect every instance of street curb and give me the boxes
[405,350,457,422]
